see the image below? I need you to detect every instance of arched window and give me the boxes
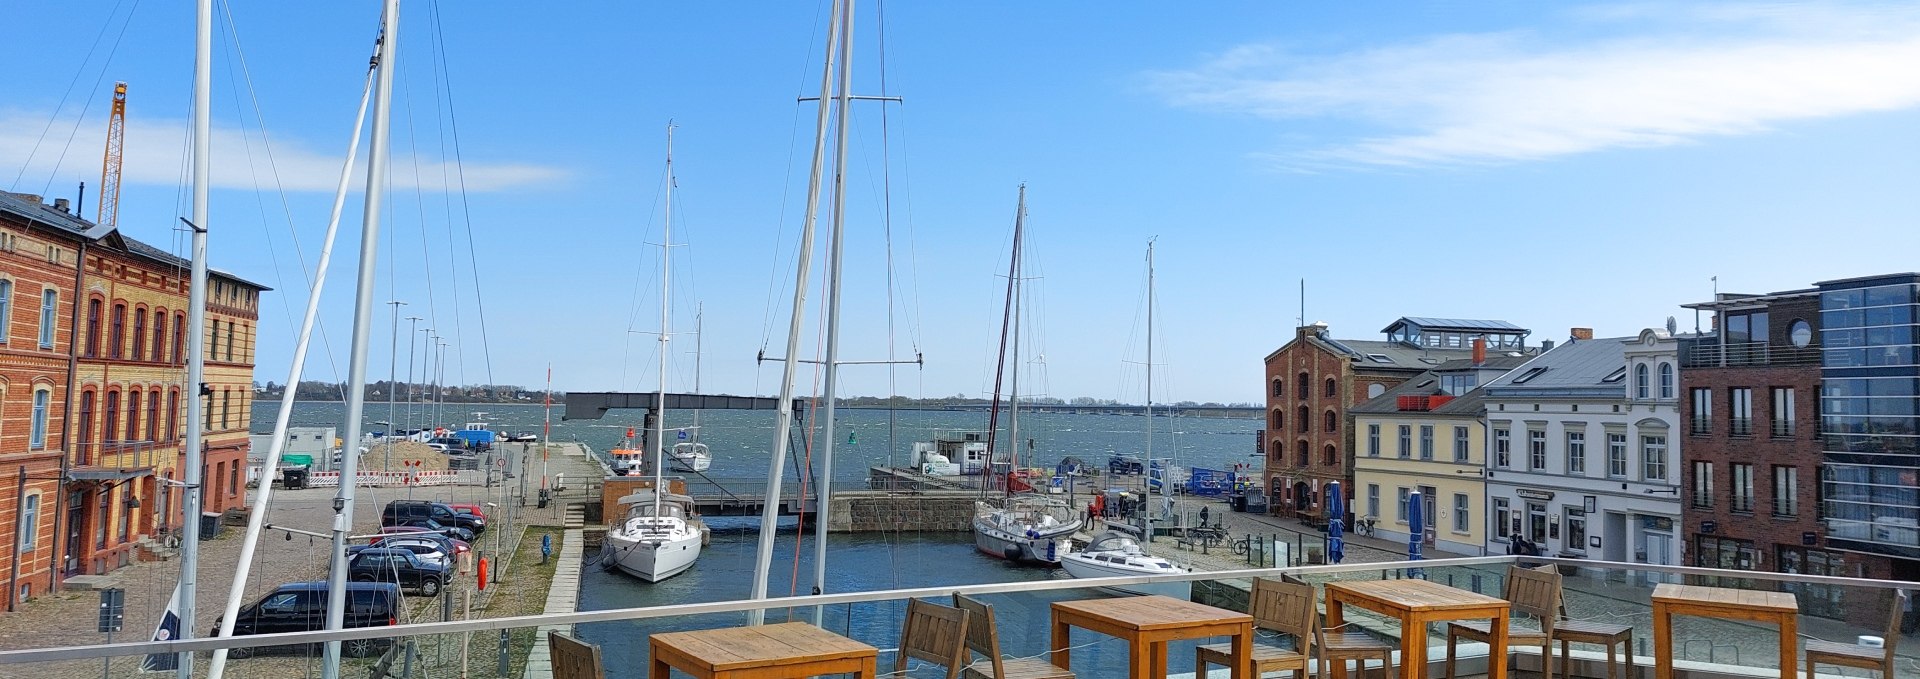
[172,312,185,363]
[1324,409,1338,432]
[29,387,51,450]
[1323,444,1337,466]
[125,388,142,441]
[77,390,96,452]
[109,303,126,358]
[85,299,102,357]
[1634,364,1650,399]
[1296,405,1310,433]
[1325,377,1337,398]
[1658,363,1674,399]
[1269,440,1283,462]
[1296,372,1310,400]
[146,390,160,441]
[131,307,147,360]
[1367,383,1386,399]
[1271,379,1283,398]
[103,390,120,443]
[1296,440,1309,467]
[1271,409,1284,430]
[167,389,180,441]
[151,308,167,362]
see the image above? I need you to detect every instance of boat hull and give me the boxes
[1059,555,1191,599]
[668,455,710,472]
[972,520,1073,566]
[605,530,702,582]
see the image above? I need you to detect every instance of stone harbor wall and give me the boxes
[827,490,985,532]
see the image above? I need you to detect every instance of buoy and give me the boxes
[477,557,489,590]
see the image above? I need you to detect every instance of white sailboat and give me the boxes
[604,124,703,582]
[972,186,1082,566]
[669,306,712,472]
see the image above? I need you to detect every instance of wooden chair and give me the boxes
[951,594,1074,679]
[1550,600,1633,679]
[898,598,974,679]
[1445,565,1561,679]
[1317,621,1397,679]
[548,633,605,679]
[1806,590,1906,678]
[1196,577,1315,679]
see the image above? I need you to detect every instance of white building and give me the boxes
[1482,330,1683,569]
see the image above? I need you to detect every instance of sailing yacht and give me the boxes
[668,441,711,472]
[971,186,1083,565]
[603,124,703,582]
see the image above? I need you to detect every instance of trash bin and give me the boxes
[199,511,225,540]
[282,467,309,490]
[537,488,551,509]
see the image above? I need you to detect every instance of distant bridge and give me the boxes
[845,403,1261,418]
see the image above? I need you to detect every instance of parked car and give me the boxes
[383,500,485,535]
[348,547,451,596]
[348,540,451,569]
[448,502,488,524]
[370,527,469,556]
[1109,455,1146,475]
[213,581,398,658]
[384,517,474,543]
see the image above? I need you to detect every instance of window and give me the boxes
[1731,463,1754,513]
[209,321,221,361]
[1513,367,1549,383]
[109,303,125,358]
[1635,364,1650,399]
[1452,493,1469,533]
[1367,383,1385,399]
[1642,435,1667,481]
[166,390,180,441]
[1296,372,1309,400]
[1397,487,1410,523]
[1367,424,1380,457]
[1453,426,1470,462]
[1440,373,1477,396]
[1271,379,1283,398]
[1692,461,1714,508]
[172,313,185,363]
[1397,425,1412,459]
[1690,388,1712,435]
[221,389,232,431]
[1770,387,1795,437]
[95,491,109,549]
[229,464,239,497]
[1268,440,1282,462]
[17,494,38,551]
[1566,431,1586,473]
[1494,428,1511,467]
[1529,430,1546,470]
[204,389,214,432]
[1789,319,1814,348]
[0,279,10,344]
[1322,444,1336,467]
[1607,433,1627,477]
[1658,363,1674,399]
[117,483,131,541]
[131,308,146,359]
[1296,406,1309,433]
[84,299,101,356]
[1494,498,1512,539]
[151,311,166,361]
[1323,410,1337,433]
[146,391,160,441]
[1271,409,1283,430]
[38,288,55,348]
[1730,387,1753,436]
[1528,502,1548,543]
[77,391,95,453]
[1773,466,1798,517]
[103,391,120,442]
[225,322,235,361]
[1296,440,1308,468]
[29,389,50,450]
[1564,508,1587,553]
[1324,377,1337,398]
[125,388,141,441]
[1367,484,1380,519]
[1419,425,1434,460]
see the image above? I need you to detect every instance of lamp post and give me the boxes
[404,317,421,436]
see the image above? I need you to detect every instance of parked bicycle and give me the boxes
[1354,515,1378,537]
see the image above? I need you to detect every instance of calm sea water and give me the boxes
[251,402,1257,677]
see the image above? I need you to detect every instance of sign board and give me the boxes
[1516,489,1555,501]
[1701,521,1718,534]
[549,633,606,679]
[1803,531,1819,546]
[97,588,125,633]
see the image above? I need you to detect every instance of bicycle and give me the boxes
[1184,525,1227,549]
[1229,535,1252,556]
[1354,515,1378,537]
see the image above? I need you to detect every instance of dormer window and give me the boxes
[1513,367,1549,384]
[1366,354,1394,364]
[1602,367,1627,383]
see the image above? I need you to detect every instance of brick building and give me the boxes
[1261,317,1531,521]
[202,270,265,513]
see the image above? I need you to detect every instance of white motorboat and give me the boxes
[669,442,711,472]
[973,495,1081,566]
[1060,531,1191,599]
[603,490,706,582]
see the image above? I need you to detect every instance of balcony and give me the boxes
[1730,417,1754,437]
[4,555,1915,679]
[1682,341,1822,368]
[71,440,164,469]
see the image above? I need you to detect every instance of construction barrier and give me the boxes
[304,470,468,488]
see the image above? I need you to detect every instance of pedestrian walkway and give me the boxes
[520,528,583,679]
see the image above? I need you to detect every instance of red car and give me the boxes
[448,503,488,523]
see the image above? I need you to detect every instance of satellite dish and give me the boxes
[1666,316,1678,334]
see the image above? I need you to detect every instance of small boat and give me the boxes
[602,490,707,582]
[608,428,644,476]
[668,441,711,472]
[1060,531,1191,599]
[973,495,1081,565]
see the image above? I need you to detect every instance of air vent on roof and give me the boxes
[1602,367,1627,383]
[1419,358,1443,365]
[1366,354,1394,363]
[1512,367,1549,384]
[1417,380,1435,388]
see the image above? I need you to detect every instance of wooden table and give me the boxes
[1050,595,1254,679]
[1324,578,1512,679]
[1652,583,1798,679]
[648,622,878,679]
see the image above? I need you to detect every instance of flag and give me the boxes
[139,584,183,672]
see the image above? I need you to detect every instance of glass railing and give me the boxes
[2,555,1915,678]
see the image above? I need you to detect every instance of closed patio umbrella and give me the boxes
[1325,481,1345,564]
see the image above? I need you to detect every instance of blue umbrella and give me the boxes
[1407,490,1426,578]
[1325,481,1345,564]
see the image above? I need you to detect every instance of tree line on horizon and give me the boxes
[257,381,1260,409]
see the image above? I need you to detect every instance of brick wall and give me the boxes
[0,215,81,607]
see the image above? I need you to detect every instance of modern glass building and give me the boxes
[1819,273,1920,568]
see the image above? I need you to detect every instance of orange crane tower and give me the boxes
[97,82,127,231]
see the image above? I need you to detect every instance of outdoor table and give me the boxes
[1050,594,1254,679]
[1324,578,1512,679]
[647,621,878,679]
[1652,583,1798,679]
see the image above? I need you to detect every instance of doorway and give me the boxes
[1419,485,1438,545]
[63,491,85,576]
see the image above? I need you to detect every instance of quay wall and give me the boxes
[827,490,980,532]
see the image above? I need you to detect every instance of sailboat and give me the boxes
[1061,240,1189,596]
[972,186,1082,566]
[669,306,712,472]
[604,124,704,582]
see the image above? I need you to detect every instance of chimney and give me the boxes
[1570,327,1594,341]
[53,198,70,213]
[1471,336,1487,366]
[1541,339,1556,352]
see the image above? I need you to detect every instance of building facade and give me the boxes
[1262,317,1529,522]
[1814,274,1920,585]
[1484,330,1684,569]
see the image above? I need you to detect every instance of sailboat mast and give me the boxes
[654,123,674,519]
[983,185,1023,491]
[691,303,701,441]
[747,0,843,625]
[1006,192,1025,497]
[1145,241,1154,465]
[810,0,857,626]
[175,0,212,675]
[323,0,399,675]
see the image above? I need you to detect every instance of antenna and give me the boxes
[1298,279,1305,328]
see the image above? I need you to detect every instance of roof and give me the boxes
[1681,290,1818,310]
[211,268,272,291]
[1349,355,1532,416]
[1382,317,1528,334]
[0,191,96,237]
[114,232,192,269]
[1325,338,1473,371]
[1483,337,1632,396]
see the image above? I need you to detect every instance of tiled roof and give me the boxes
[0,191,95,236]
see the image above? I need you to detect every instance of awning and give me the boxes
[66,467,153,483]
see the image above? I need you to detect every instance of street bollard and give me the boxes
[497,629,510,677]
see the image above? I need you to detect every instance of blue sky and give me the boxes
[5,2,1919,405]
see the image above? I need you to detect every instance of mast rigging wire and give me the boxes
[8,0,141,193]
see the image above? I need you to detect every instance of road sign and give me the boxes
[97,588,125,633]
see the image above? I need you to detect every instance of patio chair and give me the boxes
[1549,599,1633,679]
[1805,590,1907,679]
[1445,565,1561,679]
[899,598,974,679]
[950,594,1074,679]
[1196,577,1314,679]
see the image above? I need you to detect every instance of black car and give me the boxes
[214,581,399,658]
[383,500,485,535]
[348,548,451,596]
[386,517,474,542]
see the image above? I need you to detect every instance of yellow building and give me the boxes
[1350,354,1527,556]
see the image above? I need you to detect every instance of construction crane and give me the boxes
[97,81,126,231]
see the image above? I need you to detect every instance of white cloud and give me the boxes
[0,113,567,193]
[1146,3,1920,168]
